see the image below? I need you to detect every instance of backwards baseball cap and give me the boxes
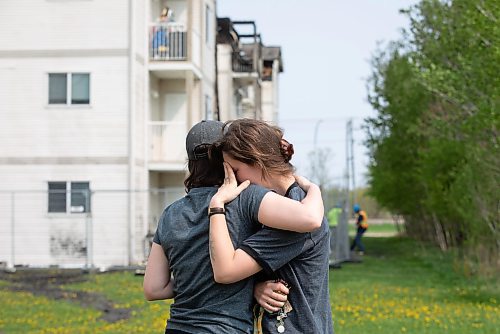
[186,120,224,160]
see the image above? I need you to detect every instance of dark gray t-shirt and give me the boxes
[240,183,334,334]
[153,185,269,334]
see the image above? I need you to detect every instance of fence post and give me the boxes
[11,191,15,268]
[85,189,93,269]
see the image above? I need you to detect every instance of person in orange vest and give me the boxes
[350,204,368,255]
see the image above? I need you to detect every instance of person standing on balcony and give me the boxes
[208,119,334,334]
[143,120,325,334]
[152,7,174,58]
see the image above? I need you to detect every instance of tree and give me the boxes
[365,0,499,260]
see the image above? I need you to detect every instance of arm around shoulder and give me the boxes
[257,182,324,233]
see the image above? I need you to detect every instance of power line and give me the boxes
[279,116,365,123]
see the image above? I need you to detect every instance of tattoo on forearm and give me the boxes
[209,229,216,263]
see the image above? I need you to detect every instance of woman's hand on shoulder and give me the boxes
[210,162,250,207]
[294,174,316,192]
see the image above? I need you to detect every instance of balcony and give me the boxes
[149,22,187,61]
[148,121,187,171]
[232,51,255,73]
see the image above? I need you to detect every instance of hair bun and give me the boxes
[280,139,294,163]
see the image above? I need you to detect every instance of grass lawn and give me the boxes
[332,237,499,334]
[0,237,498,333]
[348,221,401,235]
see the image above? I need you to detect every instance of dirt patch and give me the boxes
[0,269,130,323]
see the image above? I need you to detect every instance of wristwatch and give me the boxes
[208,207,225,217]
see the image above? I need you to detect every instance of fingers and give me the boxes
[261,302,282,313]
[223,162,233,180]
[294,174,308,186]
[274,281,290,295]
[254,280,290,313]
[296,175,310,184]
[224,162,237,183]
[223,163,232,185]
[218,162,249,200]
[237,180,250,192]
[257,292,286,312]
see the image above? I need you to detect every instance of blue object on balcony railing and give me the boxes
[150,24,187,60]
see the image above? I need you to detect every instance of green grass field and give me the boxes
[348,221,400,235]
[0,237,498,333]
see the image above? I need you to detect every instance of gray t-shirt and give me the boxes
[153,185,269,334]
[240,183,334,334]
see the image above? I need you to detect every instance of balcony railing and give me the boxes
[149,121,187,163]
[232,51,255,73]
[149,23,187,60]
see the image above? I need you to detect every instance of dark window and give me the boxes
[71,182,90,213]
[205,5,212,45]
[48,182,67,212]
[71,73,90,104]
[48,74,67,104]
[48,73,90,105]
[205,95,213,120]
[48,181,91,213]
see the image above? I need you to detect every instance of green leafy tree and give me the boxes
[365,0,499,262]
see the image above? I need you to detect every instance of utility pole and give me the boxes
[345,119,356,210]
[312,119,324,190]
[313,119,324,151]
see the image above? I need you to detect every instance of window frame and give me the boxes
[204,94,213,120]
[205,4,213,46]
[48,72,91,106]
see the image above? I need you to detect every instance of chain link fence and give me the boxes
[323,191,351,265]
[1,187,353,269]
[0,188,184,270]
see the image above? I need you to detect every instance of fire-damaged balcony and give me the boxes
[217,19,261,76]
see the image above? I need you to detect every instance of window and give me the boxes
[48,73,90,105]
[205,95,213,120]
[48,182,67,213]
[205,5,213,45]
[48,181,91,213]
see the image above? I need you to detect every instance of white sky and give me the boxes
[217,0,418,187]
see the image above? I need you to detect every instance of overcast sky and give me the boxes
[217,0,418,187]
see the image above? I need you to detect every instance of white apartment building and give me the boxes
[0,0,283,269]
[216,18,283,123]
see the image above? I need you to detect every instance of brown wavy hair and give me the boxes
[217,118,295,180]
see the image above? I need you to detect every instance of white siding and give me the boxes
[0,57,129,157]
[216,44,235,121]
[201,1,216,85]
[261,81,275,123]
[0,164,130,268]
[134,63,147,161]
[0,0,129,51]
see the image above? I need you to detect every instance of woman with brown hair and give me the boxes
[209,118,334,333]
[144,120,325,334]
